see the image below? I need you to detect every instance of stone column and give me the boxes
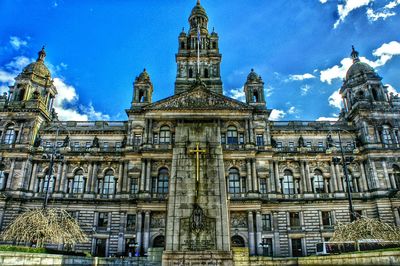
[359,162,368,191]
[244,119,250,143]
[330,162,338,192]
[382,161,392,189]
[140,159,146,191]
[18,160,27,189]
[300,161,307,193]
[143,119,149,144]
[117,162,123,193]
[393,208,400,226]
[55,162,63,192]
[335,164,344,191]
[91,162,98,193]
[86,162,93,193]
[148,119,153,144]
[249,120,255,143]
[145,160,151,192]
[269,161,276,193]
[305,162,312,192]
[255,211,262,255]
[29,162,38,192]
[274,161,281,193]
[123,161,129,192]
[143,211,151,255]
[370,160,380,189]
[390,174,397,190]
[136,212,143,256]
[6,159,15,189]
[61,163,68,193]
[246,159,253,192]
[252,159,258,191]
[248,211,255,255]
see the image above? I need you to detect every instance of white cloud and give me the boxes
[0,56,34,94]
[80,102,111,121]
[328,89,343,109]
[319,0,328,3]
[316,116,339,121]
[334,0,373,29]
[228,87,245,102]
[367,0,400,21]
[288,73,316,81]
[287,106,297,114]
[265,85,274,97]
[6,56,34,70]
[9,36,28,50]
[269,109,286,120]
[320,41,400,84]
[300,84,311,96]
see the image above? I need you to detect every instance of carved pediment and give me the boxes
[144,86,253,111]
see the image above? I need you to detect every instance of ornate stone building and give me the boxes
[1,1,400,264]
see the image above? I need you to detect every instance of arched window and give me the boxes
[180,41,185,49]
[204,68,209,78]
[227,126,238,145]
[160,126,171,144]
[393,165,400,189]
[313,170,324,193]
[138,90,145,102]
[103,170,115,195]
[43,169,55,193]
[372,88,378,101]
[212,42,217,49]
[189,68,193,78]
[157,168,169,194]
[231,235,245,247]
[228,168,240,194]
[253,90,259,102]
[153,235,165,248]
[3,126,16,144]
[0,166,7,190]
[282,170,294,195]
[72,169,85,194]
[18,88,25,101]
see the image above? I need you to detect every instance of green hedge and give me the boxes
[0,245,46,253]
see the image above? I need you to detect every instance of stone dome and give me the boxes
[345,61,376,80]
[136,68,151,83]
[190,0,208,19]
[247,69,261,82]
[22,47,51,78]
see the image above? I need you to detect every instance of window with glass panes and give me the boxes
[289,212,301,229]
[261,238,273,256]
[130,178,138,193]
[227,126,238,144]
[159,126,170,144]
[259,178,267,194]
[321,211,332,228]
[282,170,294,194]
[72,170,85,194]
[157,168,169,194]
[313,170,325,193]
[3,128,15,144]
[262,214,272,231]
[133,134,142,146]
[98,212,108,228]
[126,214,136,232]
[382,125,393,144]
[228,168,240,194]
[102,170,115,195]
[288,142,295,151]
[256,134,264,146]
[43,170,55,193]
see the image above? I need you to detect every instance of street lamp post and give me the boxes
[330,130,356,222]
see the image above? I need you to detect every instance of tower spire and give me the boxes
[351,45,359,63]
[37,46,46,62]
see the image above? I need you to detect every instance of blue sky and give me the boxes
[1,0,400,121]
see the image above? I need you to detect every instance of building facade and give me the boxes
[1,1,400,263]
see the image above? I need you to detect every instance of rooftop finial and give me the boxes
[351,45,359,63]
[37,45,46,62]
[197,0,200,5]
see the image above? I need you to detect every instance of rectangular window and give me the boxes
[221,133,226,144]
[134,134,142,146]
[57,141,63,147]
[68,211,79,221]
[289,142,295,151]
[291,238,303,257]
[103,142,109,150]
[262,214,272,231]
[256,134,264,146]
[289,212,301,229]
[153,133,159,144]
[130,178,138,193]
[98,212,109,228]
[306,141,311,148]
[261,238,273,256]
[74,142,80,148]
[126,214,136,232]
[239,133,244,144]
[259,178,267,194]
[115,142,121,148]
[85,142,91,148]
[276,142,282,150]
[321,211,333,229]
